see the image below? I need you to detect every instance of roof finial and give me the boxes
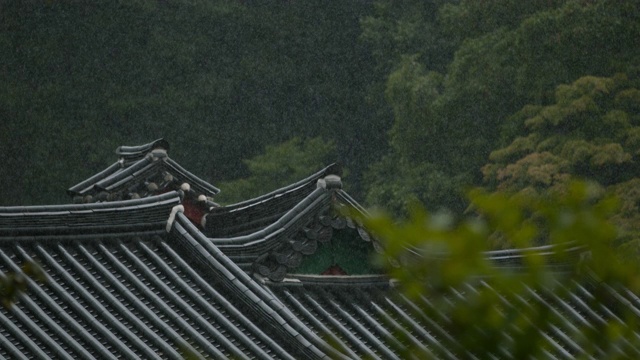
[317,175,342,190]
[180,183,191,192]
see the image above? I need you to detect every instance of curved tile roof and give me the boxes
[170,213,350,359]
[67,139,220,201]
[259,272,640,359]
[0,192,180,239]
[4,140,640,359]
[0,195,308,359]
[204,163,341,238]
[206,174,380,280]
[115,138,170,163]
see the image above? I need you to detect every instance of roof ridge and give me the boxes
[0,191,180,213]
[115,138,170,160]
[218,163,341,211]
[0,192,181,239]
[208,187,329,246]
[67,140,219,200]
[205,179,384,280]
[171,213,349,360]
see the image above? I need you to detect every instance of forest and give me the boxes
[1,0,639,246]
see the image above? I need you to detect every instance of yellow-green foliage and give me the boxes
[493,75,640,178]
[485,74,640,247]
[615,88,640,112]
[0,261,46,308]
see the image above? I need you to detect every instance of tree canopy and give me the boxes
[0,0,379,205]
[483,73,640,249]
[3,0,639,218]
[362,0,640,216]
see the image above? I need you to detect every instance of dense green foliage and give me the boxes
[483,74,640,193]
[354,3,640,352]
[362,0,640,215]
[3,1,640,354]
[0,0,379,205]
[483,73,640,248]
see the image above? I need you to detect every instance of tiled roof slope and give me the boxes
[4,187,636,360]
[170,212,352,360]
[204,163,342,238]
[0,193,339,359]
[206,173,382,279]
[259,271,640,359]
[67,139,220,203]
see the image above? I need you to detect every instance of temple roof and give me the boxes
[0,193,338,359]
[2,140,640,359]
[204,163,342,238]
[203,167,383,280]
[67,139,220,203]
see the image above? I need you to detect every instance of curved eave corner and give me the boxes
[221,163,342,211]
[66,139,220,204]
[205,173,385,283]
[116,138,170,162]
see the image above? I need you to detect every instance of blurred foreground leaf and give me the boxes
[355,181,640,358]
[0,261,47,308]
